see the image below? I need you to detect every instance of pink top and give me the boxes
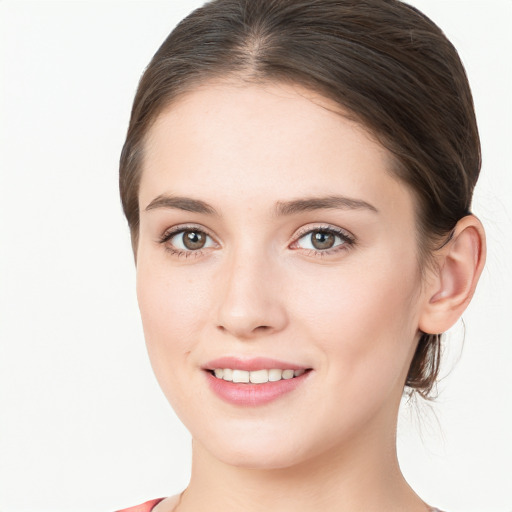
[116,498,165,512]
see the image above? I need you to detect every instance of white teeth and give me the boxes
[212,368,307,383]
[232,369,250,383]
[268,369,282,381]
[282,369,294,379]
[249,369,269,384]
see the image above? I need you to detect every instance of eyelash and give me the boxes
[158,224,216,259]
[158,224,355,258]
[291,225,355,257]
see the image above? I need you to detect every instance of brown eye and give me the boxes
[164,228,215,252]
[182,230,207,250]
[294,227,353,254]
[311,230,335,250]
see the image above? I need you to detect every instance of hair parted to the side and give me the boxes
[119,0,481,399]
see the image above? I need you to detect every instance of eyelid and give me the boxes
[158,223,220,255]
[293,223,354,241]
[289,224,356,254]
[157,222,355,258]
[159,223,216,240]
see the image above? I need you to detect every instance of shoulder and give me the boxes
[115,495,181,512]
[115,498,165,512]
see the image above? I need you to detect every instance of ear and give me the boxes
[419,215,486,334]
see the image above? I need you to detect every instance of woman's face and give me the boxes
[136,81,428,469]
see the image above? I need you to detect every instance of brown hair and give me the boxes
[119,0,481,399]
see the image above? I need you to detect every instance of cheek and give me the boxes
[135,260,211,393]
[291,253,421,387]
[137,258,209,335]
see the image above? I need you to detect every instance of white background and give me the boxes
[0,1,511,511]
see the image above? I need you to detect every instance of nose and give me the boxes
[214,248,288,340]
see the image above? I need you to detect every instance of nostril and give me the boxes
[216,324,273,336]
[254,325,271,332]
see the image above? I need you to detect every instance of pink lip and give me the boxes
[203,357,312,407]
[204,356,308,372]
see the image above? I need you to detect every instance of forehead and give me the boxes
[140,81,414,221]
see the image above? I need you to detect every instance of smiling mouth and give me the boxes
[208,368,310,384]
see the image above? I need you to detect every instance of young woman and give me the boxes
[116,1,485,510]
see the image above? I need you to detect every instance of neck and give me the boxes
[179,408,427,512]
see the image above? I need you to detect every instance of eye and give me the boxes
[160,226,217,255]
[292,226,354,254]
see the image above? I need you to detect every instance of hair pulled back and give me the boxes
[119,0,481,399]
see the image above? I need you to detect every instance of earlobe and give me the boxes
[419,215,486,334]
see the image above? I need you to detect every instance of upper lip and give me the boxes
[203,357,310,372]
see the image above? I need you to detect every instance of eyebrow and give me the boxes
[274,195,378,216]
[144,194,378,216]
[145,195,219,215]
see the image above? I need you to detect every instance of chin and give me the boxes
[191,417,333,471]
[210,441,308,470]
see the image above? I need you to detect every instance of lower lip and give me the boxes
[205,371,311,406]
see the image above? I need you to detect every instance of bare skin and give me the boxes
[139,81,485,512]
